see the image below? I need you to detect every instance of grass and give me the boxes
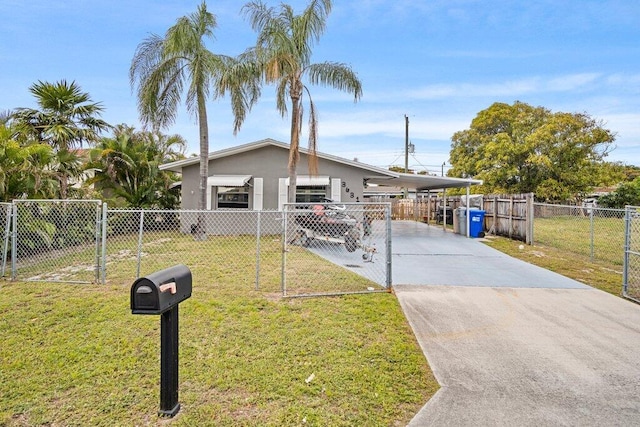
[4,221,628,426]
[533,216,625,266]
[482,235,623,296]
[0,233,437,426]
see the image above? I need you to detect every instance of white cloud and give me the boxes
[316,109,470,141]
[406,73,601,100]
[600,113,640,145]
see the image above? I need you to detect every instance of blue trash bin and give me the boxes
[468,209,486,237]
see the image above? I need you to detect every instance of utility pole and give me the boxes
[404,115,409,174]
[404,114,409,198]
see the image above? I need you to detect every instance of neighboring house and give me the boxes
[159,138,481,212]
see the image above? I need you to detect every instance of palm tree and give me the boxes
[243,0,362,202]
[87,125,186,208]
[130,1,260,223]
[12,80,110,198]
[53,149,84,199]
[13,80,109,151]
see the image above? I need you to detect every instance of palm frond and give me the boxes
[307,62,363,101]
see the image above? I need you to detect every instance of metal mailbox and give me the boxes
[131,264,192,315]
[130,264,192,417]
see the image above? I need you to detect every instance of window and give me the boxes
[217,186,249,209]
[296,186,327,203]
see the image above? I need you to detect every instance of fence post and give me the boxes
[1,205,11,277]
[11,203,17,280]
[101,203,108,285]
[493,196,498,236]
[508,196,514,239]
[94,203,101,284]
[255,211,261,291]
[281,205,287,297]
[136,210,145,279]
[589,206,595,260]
[526,193,534,245]
[386,203,392,289]
[623,206,630,296]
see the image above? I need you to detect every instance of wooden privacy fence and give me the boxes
[373,193,534,243]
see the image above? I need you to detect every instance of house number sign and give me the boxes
[342,181,355,198]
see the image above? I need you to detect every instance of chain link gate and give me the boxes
[11,200,103,283]
[282,202,391,297]
[1,202,11,278]
[623,206,640,303]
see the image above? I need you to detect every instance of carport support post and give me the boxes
[159,305,180,417]
[466,185,471,238]
[442,190,447,231]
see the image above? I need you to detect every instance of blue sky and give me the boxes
[2,0,639,175]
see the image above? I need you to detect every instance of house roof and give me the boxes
[160,138,482,191]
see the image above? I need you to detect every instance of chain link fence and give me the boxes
[104,208,284,293]
[623,206,640,303]
[3,200,387,297]
[533,203,626,265]
[282,202,391,297]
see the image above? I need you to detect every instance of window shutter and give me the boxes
[278,178,288,211]
[253,178,263,211]
[331,178,341,202]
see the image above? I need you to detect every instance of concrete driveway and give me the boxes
[391,221,640,426]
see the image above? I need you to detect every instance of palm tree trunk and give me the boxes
[196,90,209,239]
[60,175,68,199]
[288,84,302,203]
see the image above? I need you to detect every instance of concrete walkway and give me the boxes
[391,221,640,426]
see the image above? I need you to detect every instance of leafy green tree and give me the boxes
[0,121,57,201]
[597,178,640,208]
[130,1,259,217]
[243,0,362,202]
[12,80,110,198]
[389,165,415,173]
[449,101,615,202]
[86,125,185,208]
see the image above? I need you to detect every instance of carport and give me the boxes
[366,171,482,237]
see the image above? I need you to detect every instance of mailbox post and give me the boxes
[131,264,192,417]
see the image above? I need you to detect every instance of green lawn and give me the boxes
[533,215,625,266]
[5,220,626,426]
[0,234,437,426]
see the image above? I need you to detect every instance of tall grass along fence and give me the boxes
[1,200,391,297]
[534,203,625,266]
[375,193,534,243]
[623,206,640,303]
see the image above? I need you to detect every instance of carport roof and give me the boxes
[160,138,482,191]
[366,172,483,191]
